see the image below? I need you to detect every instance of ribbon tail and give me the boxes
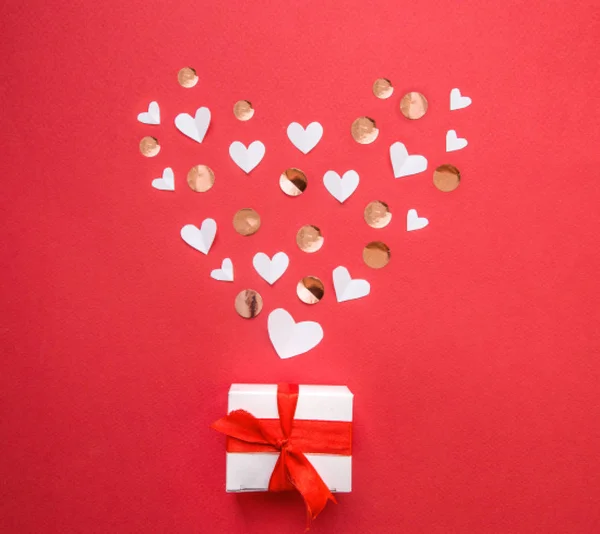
[268,450,296,492]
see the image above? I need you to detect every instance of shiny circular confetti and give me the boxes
[400,92,428,120]
[351,117,379,144]
[187,165,215,193]
[139,136,160,157]
[433,164,461,192]
[279,168,307,197]
[234,289,263,319]
[233,208,261,236]
[233,100,254,121]
[296,225,324,253]
[296,276,325,304]
[372,78,393,99]
[178,67,198,88]
[363,241,391,269]
[364,200,392,229]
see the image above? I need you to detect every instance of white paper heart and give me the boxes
[211,258,234,282]
[450,88,472,111]
[268,308,323,359]
[323,170,359,203]
[332,266,370,303]
[252,252,289,285]
[180,218,217,255]
[151,167,175,191]
[390,142,428,178]
[407,209,429,231]
[229,141,266,173]
[174,107,211,143]
[446,130,468,152]
[287,122,323,154]
[137,101,160,125]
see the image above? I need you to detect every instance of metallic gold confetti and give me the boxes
[433,164,461,192]
[178,67,198,88]
[233,100,254,121]
[233,208,261,236]
[364,201,392,228]
[187,165,215,193]
[296,276,325,304]
[400,92,428,120]
[234,289,263,318]
[279,168,307,197]
[139,136,160,157]
[296,225,324,253]
[363,241,391,269]
[372,78,393,99]
[351,117,379,144]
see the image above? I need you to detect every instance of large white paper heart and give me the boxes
[151,167,175,191]
[287,122,323,154]
[180,218,217,255]
[252,252,289,285]
[407,209,429,231]
[137,101,160,125]
[268,308,323,359]
[390,142,428,178]
[174,107,211,143]
[323,170,359,203]
[211,258,234,282]
[446,130,468,152]
[332,266,370,303]
[450,88,472,111]
[229,141,266,173]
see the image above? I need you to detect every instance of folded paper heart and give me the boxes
[407,209,429,231]
[151,167,175,191]
[137,101,160,125]
[211,258,234,282]
[450,88,472,111]
[253,252,289,285]
[180,218,217,254]
[268,308,323,359]
[211,383,349,526]
[332,266,370,302]
[446,130,468,152]
[287,122,323,154]
[174,107,211,143]
[390,142,428,178]
[323,170,359,203]
[229,141,266,173]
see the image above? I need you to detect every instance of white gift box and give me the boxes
[224,384,353,493]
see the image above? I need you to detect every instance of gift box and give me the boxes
[212,383,353,522]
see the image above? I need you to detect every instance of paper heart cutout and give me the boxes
[229,141,266,173]
[137,101,160,125]
[450,88,472,111]
[211,258,234,282]
[151,167,175,191]
[174,107,211,143]
[446,130,468,152]
[252,252,289,285]
[332,266,370,303]
[180,218,217,254]
[323,170,359,203]
[390,142,428,178]
[268,308,323,359]
[407,209,429,231]
[287,122,323,154]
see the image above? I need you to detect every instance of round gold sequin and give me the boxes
[400,92,428,120]
[296,276,325,304]
[433,164,461,192]
[233,100,254,121]
[364,201,392,229]
[233,208,261,236]
[187,165,215,193]
[279,168,307,197]
[296,225,324,253]
[363,241,391,269]
[139,136,160,157]
[372,78,393,99]
[234,289,263,319]
[351,117,379,144]
[178,67,198,88]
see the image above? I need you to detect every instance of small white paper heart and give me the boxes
[151,167,175,191]
[211,258,234,282]
[390,142,428,178]
[323,170,359,203]
[180,218,217,255]
[287,122,323,154]
[229,141,266,173]
[268,308,323,359]
[446,130,468,152]
[407,209,429,231]
[332,266,370,303]
[252,252,289,285]
[137,101,160,125]
[450,88,472,111]
[174,107,211,143]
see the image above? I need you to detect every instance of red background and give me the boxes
[2,1,600,532]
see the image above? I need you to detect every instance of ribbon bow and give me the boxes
[211,384,341,524]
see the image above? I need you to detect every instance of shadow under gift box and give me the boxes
[223,384,353,493]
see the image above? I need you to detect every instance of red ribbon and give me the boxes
[211,384,352,525]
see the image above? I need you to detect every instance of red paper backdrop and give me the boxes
[2,1,600,532]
